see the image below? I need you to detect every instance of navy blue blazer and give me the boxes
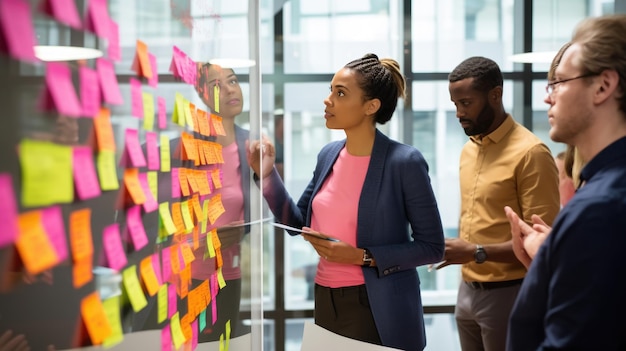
[263,130,445,350]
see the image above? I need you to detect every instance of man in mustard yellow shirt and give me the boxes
[438,56,560,351]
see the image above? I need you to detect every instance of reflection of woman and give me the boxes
[191,63,250,341]
[248,54,445,350]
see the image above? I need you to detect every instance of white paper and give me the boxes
[271,223,340,241]
[301,321,402,351]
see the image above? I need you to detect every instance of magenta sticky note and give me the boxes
[157,97,167,129]
[130,78,144,118]
[84,0,110,38]
[161,325,172,351]
[171,168,181,198]
[138,172,158,213]
[41,62,82,117]
[0,174,19,248]
[80,66,101,117]
[148,53,158,87]
[151,253,162,285]
[107,19,121,62]
[0,0,38,61]
[73,146,102,200]
[97,58,124,105]
[40,0,82,29]
[124,128,147,168]
[102,223,128,271]
[41,206,68,262]
[191,320,198,350]
[211,274,218,324]
[146,132,160,171]
[167,283,177,318]
[126,205,148,251]
[161,246,172,283]
[184,55,197,86]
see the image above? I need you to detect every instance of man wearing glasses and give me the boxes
[506,15,626,350]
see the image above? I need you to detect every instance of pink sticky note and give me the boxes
[191,320,198,350]
[171,168,181,198]
[107,19,121,61]
[148,53,158,87]
[157,97,167,129]
[184,55,197,86]
[126,205,148,251]
[97,58,124,105]
[138,172,158,213]
[102,223,127,271]
[151,253,162,285]
[40,0,82,29]
[167,283,177,318]
[130,78,144,118]
[73,146,102,200]
[80,66,101,117]
[41,206,68,262]
[40,62,82,117]
[210,274,218,324]
[84,0,110,38]
[124,129,146,168]
[168,46,181,78]
[161,246,172,283]
[0,0,38,61]
[0,174,19,248]
[146,132,160,171]
[161,325,172,351]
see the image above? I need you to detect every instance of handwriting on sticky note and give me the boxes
[16,210,59,274]
[73,146,102,200]
[102,223,127,271]
[97,150,120,191]
[122,265,148,312]
[126,205,148,251]
[81,291,113,345]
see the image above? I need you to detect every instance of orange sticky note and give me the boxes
[196,170,211,196]
[211,114,226,136]
[124,168,147,205]
[15,210,59,275]
[93,108,116,152]
[140,255,161,296]
[73,256,93,288]
[81,291,113,345]
[69,208,93,261]
[131,40,153,79]
[179,241,195,266]
[186,171,199,194]
[178,168,190,197]
[171,202,185,235]
[170,244,181,274]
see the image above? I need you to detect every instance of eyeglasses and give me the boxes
[545,73,597,96]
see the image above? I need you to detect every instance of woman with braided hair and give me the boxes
[248,53,445,350]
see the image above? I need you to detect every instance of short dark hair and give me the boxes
[344,53,406,124]
[448,56,503,93]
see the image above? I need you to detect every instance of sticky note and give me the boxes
[161,325,172,351]
[140,255,160,297]
[73,146,102,200]
[138,172,158,213]
[130,78,144,118]
[19,139,73,207]
[102,296,124,348]
[15,210,59,274]
[40,0,82,30]
[167,283,177,317]
[97,150,120,191]
[102,223,127,271]
[126,205,148,251]
[93,108,116,152]
[157,97,167,129]
[160,134,171,172]
[0,0,37,61]
[0,174,19,248]
[84,0,110,38]
[161,246,172,283]
[145,132,160,171]
[122,265,148,312]
[69,208,93,260]
[143,93,155,131]
[81,291,113,345]
[207,194,225,225]
[41,206,68,263]
[131,40,153,79]
[79,66,101,117]
[123,128,147,168]
[158,284,168,323]
[73,256,93,288]
[97,58,123,105]
[158,202,177,235]
[39,62,82,117]
[148,54,158,87]
[170,312,186,349]
[107,19,120,62]
[123,168,146,205]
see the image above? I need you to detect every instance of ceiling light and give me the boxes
[509,51,558,64]
[34,45,103,62]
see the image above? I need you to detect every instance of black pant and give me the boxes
[314,284,381,345]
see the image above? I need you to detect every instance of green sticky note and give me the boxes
[20,139,73,207]
[158,285,167,323]
[160,134,171,172]
[143,92,155,131]
[199,309,207,331]
[97,150,120,190]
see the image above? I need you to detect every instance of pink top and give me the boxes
[191,141,244,281]
[311,147,370,288]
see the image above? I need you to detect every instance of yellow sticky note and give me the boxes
[217,267,226,289]
[170,312,186,349]
[102,296,124,348]
[147,171,158,200]
[81,292,113,345]
[225,320,231,350]
[184,102,194,130]
[201,200,209,234]
[20,139,73,207]
[160,134,171,172]
[206,229,216,258]
[15,210,59,275]
[173,93,185,127]
[157,284,168,323]
[213,84,220,113]
[97,150,120,190]
[122,265,148,312]
[143,92,155,131]
[180,201,194,232]
[158,202,177,235]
